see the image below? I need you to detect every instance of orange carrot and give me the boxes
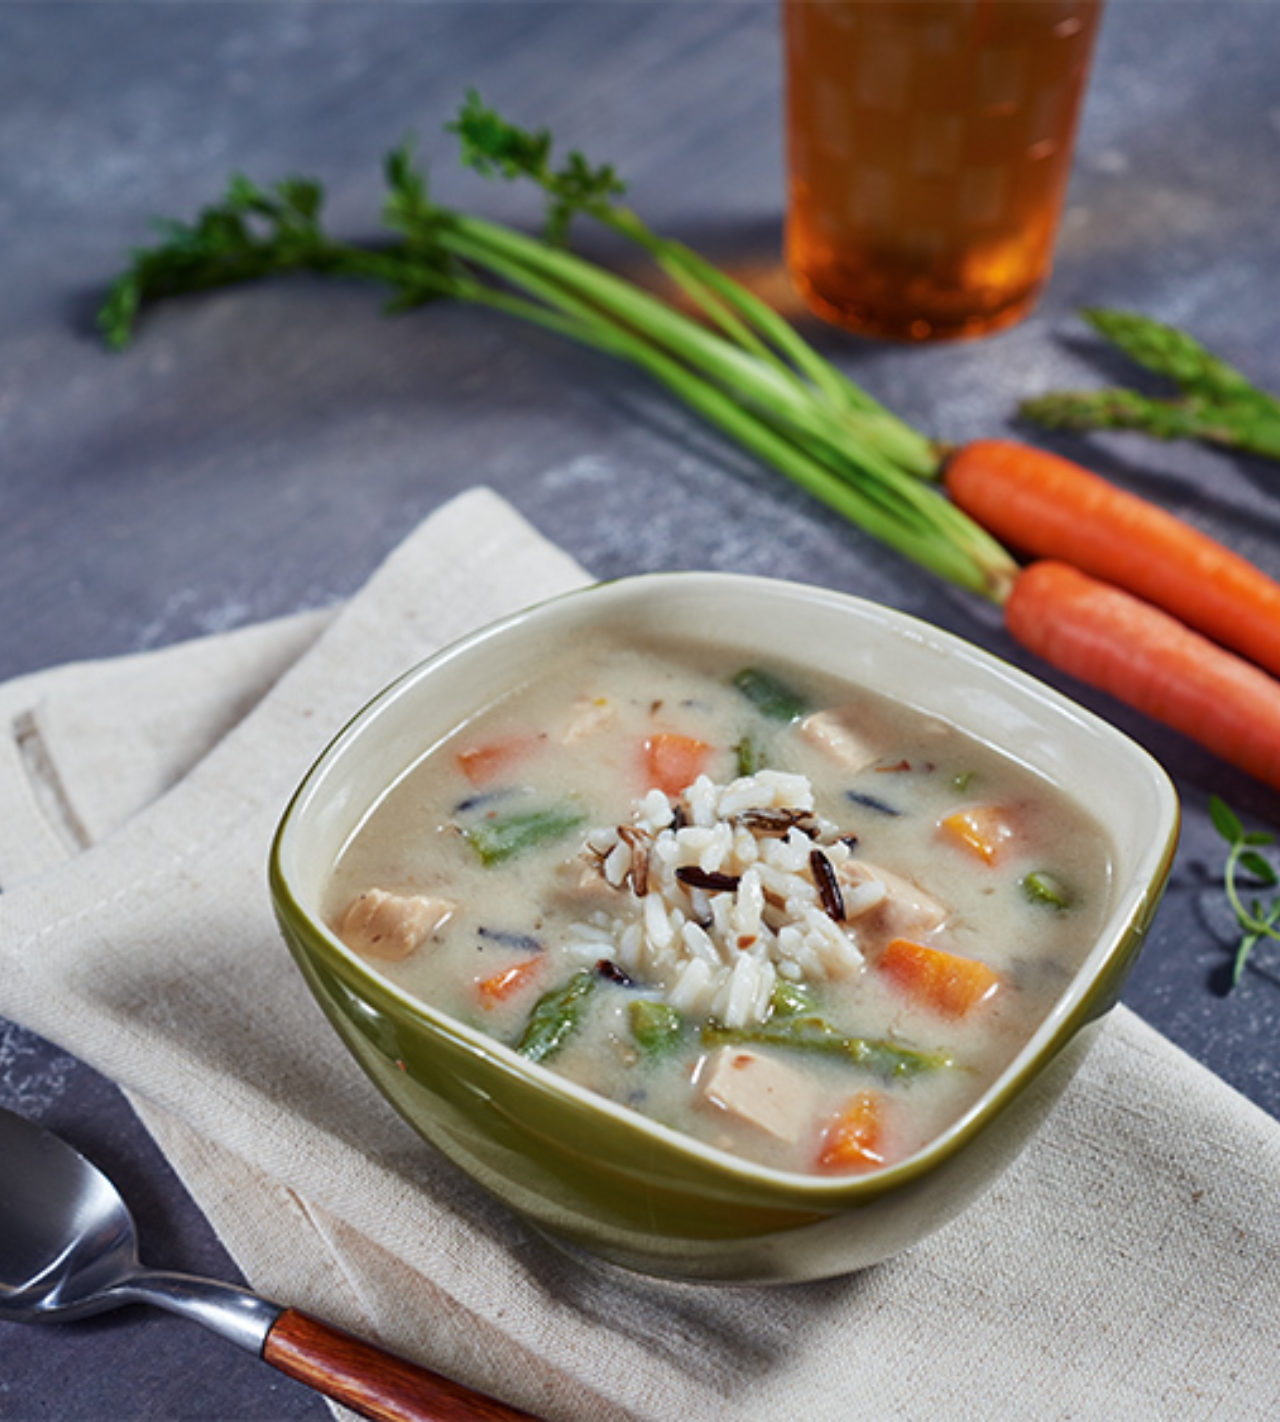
[456,733,540,785]
[1006,560,1280,792]
[938,806,1014,865]
[816,1091,886,1173]
[643,732,713,796]
[946,438,1280,680]
[476,956,542,1005]
[880,938,1001,1018]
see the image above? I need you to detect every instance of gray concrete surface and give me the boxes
[2,3,1278,1416]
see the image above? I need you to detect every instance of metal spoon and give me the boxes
[0,1106,537,1421]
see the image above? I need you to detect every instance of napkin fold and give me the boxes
[2,489,1278,1420]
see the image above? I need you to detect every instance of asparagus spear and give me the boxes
[701,1014,953,1080]
[463,805,586,865]
[628,999,684,1056]
[515,969,598,1062]
[1021,309,1280,461]
[1081,308,1267,407]
[730,666,809,722]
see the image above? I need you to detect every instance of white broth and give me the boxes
[325,633,1113,1177]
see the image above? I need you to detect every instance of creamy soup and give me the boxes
[325,634,1113,1176]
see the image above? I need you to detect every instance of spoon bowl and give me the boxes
[0,1109,138,1321]
[0,1106,534,1420]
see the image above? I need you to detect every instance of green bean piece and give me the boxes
[730,667,809,722]
[702,1015,952,1079]
[1021,870,1072,910]
[628,998,683,1056]
[463,805,586,865]
[734,734,767,777]
[515,969,598,1063]
[769,979,821,1017]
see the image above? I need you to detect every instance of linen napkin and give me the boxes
[2,488,1279,1421]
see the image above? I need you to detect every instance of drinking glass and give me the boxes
[782,0,1103,341]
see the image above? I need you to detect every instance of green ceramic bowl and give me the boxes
[269,573,1178,1284]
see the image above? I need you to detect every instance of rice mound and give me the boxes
[565,769,884,1028]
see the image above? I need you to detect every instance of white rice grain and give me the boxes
[638,789,673,830]
[681,920,720,966]
[603,841,631,887]
[669,957,714,1013]
[644,892,676,950]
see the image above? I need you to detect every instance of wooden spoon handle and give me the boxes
[262,1307,540,1421]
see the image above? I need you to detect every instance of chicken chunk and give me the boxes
[696,1046,820,1144]
[337,889,455,961]
[553,856,626,914]
[561,695,617,745]
[797,709,880,773]
[838,860,948,939]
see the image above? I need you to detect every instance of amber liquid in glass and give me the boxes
[783,0,1102,341]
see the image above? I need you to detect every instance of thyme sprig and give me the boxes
[1021,309,1280,461]
[1209,795,1280,986]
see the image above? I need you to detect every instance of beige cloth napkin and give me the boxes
[2,488,1279,1421]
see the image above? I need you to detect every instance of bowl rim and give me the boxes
[270,569,1180,1202]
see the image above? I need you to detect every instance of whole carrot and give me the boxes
[946,439,1280,680]
[1005,561,1280,792]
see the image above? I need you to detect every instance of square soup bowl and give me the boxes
[269,572,1178,1284]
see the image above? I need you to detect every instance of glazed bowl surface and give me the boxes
[269,572,1178,1284]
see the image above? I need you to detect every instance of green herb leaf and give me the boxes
[1214,798,1280,986]
[1209,795,1244,844]
[448,90,626,246]
[1238,851,1279,886]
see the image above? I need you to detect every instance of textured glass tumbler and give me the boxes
[782,0,1103,342]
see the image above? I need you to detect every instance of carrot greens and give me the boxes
[98,97,1015,603]
[448,93,936,476]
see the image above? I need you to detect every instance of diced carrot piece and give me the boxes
[938,806,1015,864]
[879,937,1001,1018]
[643,732,712,796]
[475,955,542,1006]
[456,734,540,786]
[817,1091,885,1173]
